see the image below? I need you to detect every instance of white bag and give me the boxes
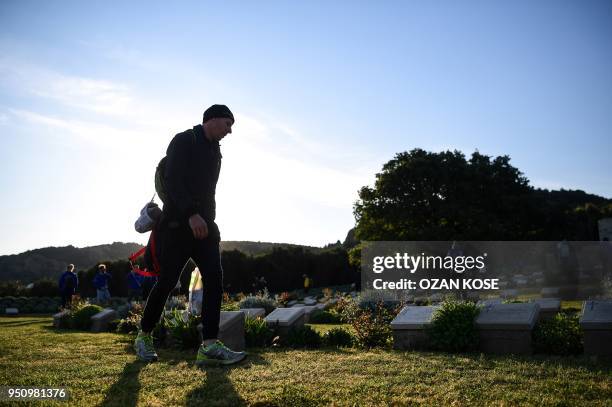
[134,201,162,233]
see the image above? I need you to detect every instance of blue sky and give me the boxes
[0,1,611,255]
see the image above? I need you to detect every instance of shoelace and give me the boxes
[203,342,230,358]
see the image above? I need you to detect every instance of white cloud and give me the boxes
[226,114,377,208]
[86,41,163,72]
[0,57,191,129]
[0,56,379,247]
[9,109,153,151]
[216,113,379,244]
[35,76,134,116]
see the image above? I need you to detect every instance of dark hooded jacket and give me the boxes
[163,124,222,224]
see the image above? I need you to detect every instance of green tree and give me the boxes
[354,149,538,241]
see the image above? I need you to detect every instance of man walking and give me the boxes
[134,105,245,366]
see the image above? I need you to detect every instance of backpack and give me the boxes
[129,232,161,278]
[154,128,197,205]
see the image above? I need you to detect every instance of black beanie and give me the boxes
[203,104,234,123]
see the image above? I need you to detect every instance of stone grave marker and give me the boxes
[219,311,245,351]
[265,307,305,336]
[303,297,317,306]
[287,300,298,307]
[580,300,612,356]
[197,311,246,351]
[5,308,18,315]
[301,305,319,323]
[390,305,440,350]
[475,303,540,354]
[291,303,305,308]
[240,308,265,319]
[477,298,502,307]
[313,303,326,311]
[53,310,70,328]
[514,278,528,286]
[533,298,561,320]
[429,293,443,303]
[541,287,560,298]
[91,308,118,333]
[500,289,519,299]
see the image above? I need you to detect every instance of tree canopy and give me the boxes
[353,149,612,242]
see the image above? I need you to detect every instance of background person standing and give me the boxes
[127,269,144,303]
[58,264,78,308]
[93,264,111,305]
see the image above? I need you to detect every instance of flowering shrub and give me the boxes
[333,296,359,323]
[322,287,333,300]
[275,291,296,307]
[351,302,395,348]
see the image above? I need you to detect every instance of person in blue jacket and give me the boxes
[58,264,78,308]
[127,269,144,303]
[93,264,112,305]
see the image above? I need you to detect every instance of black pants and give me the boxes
[61,292,73,308]
[141,219,222,340]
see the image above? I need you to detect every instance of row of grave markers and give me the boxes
[49,297,611,356]
[50,298,334,352]
[391,300,612,356]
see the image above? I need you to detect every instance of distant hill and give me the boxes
[0,242,143,283]
[220,241,322,256]
[0,240,324,283]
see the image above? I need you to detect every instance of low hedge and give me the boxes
[285,325,322,348]
[0,296,61,313]
[309,310,341,324]
[533,313,583,355]
[72,305,104,330]
[426,300,480,352]
[324,327,354,348]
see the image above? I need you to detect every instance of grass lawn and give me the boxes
[1,316,611,406]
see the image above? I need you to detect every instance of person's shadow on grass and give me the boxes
[185,352,269,406]
[99,359,145,407]
[100,342,192,407]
